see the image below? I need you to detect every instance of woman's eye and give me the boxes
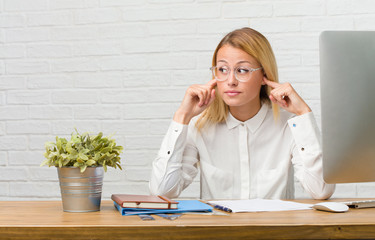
[219,67,229,74]
[237,68,249,74]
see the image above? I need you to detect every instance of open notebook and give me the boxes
[208,199,313,213]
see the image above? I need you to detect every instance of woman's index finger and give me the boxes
[207,78,217,88]
[263,77,279,89]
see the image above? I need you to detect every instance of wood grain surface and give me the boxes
[1,199,375,239]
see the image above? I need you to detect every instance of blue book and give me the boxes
[113,200,213,216]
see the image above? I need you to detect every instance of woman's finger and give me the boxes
[186,80,218,108]
[271,88,284,101]
[263,77,280,89]
[206,79,217,104]
[196,89,206,107]
[269,94,277,104]
[271,94,287,107]
[269,88,287,106]
[207,78,217,88]
[203,88,210,105]
[207,89,216,106]
[188,86,204,106]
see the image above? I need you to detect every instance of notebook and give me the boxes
[113,200,213,216]
[111,194,179,209]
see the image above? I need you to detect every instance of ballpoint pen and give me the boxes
[207,203,233,213]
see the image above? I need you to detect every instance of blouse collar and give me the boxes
[226,103,269,133]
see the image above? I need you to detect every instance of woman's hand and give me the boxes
[173,79,217,124]
[263,77,311,116]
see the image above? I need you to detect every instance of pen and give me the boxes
[208,203,232,213]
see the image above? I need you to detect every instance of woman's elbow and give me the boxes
[311,184,336,200]
[149,181,180,199]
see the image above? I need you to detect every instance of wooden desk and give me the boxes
[1,199,375,239]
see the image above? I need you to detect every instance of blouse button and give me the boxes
[167,151,170,154]
[301,147,305,151]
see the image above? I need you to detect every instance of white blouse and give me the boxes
[149,104,335,200]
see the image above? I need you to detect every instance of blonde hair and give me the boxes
[196,27,280,131]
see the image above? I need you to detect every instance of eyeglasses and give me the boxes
[210,66,263,82]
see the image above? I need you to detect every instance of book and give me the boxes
[111,194,179,209]
[113,200,213,216]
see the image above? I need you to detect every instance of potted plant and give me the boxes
[41,129,123,212]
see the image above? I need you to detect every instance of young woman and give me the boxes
[149,27,335,200]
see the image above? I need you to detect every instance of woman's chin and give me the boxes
[223,99,243,107]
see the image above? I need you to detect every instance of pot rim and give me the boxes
[56,166,103,168]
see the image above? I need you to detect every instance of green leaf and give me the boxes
[62,158,70,166]
[66,143,73,154]
[78,152,88,161]
[100,147,111,154]
[93,132,103,141]
[103,160,107,172]
[71,135,80,144]
[93,143,103,152]
[40,159,49,167]
[56,139,62,152]
[58,158,63,168]
[86,160,96,166]
[81,149,90,154]
[80,165,87,173]
[77,158,84,163]
[116,163,122,170]
[45,141,55,149]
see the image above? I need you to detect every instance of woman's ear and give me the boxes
[262,70,267,85]
[261,75,267,85]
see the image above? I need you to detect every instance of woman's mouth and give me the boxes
[225,91,241,97]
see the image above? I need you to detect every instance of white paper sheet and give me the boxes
[208,199,313,213]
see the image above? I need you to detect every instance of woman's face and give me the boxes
[215,44,264,111]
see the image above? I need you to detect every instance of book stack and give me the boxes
[111,194,213,216]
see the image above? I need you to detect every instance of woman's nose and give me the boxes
[227,70,238,86]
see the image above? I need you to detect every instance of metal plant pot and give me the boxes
[57,166,104,212]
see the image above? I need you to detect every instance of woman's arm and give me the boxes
[288,112,335,199]
[264,77,335,198]
[149,121,199,198]
[149,79,216,198]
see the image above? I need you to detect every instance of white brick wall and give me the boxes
[4,0,49,12]
[0,0,375,201]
